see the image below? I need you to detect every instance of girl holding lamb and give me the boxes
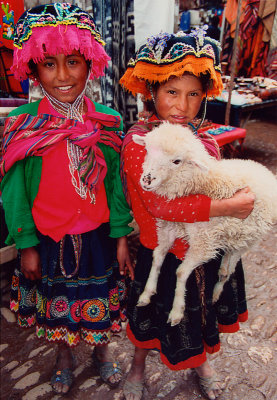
[120,29,255,400]
[0,3,134,395]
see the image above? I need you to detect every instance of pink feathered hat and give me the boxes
[11,2,110,81]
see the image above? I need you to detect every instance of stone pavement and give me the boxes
[1,116,277,400]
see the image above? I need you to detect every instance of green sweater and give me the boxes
[1,100,133,249]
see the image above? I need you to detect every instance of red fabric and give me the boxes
[238,310,248,322]
[123,135,211,260]
[32,140,109,242]
[198,124,246,148]
[204,342,221,354]
[126,323,207,370]
[218,311,248,333]
[218,321,239,333]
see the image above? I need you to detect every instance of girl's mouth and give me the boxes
[56,86,73,92]
[170,115,188,123]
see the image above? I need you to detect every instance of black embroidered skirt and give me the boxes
[126,244,248,370]
[10,223,127,347]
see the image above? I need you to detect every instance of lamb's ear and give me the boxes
[133,134,146,147]
[188,159,209,172]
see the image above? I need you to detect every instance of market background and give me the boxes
[1,1,277,399]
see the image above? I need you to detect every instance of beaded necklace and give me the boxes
[40,85,85,123]
[67,140,96,204]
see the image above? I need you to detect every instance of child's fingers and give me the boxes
[119,261,125,276]
[126,262,135,280]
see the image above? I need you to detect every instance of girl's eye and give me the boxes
[190,92,200,97]
[68,59,77,65]
[173,159,181,165]
[168,90,176,95]
[44,62,55,68]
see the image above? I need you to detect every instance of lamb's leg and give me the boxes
[137,224,176,307]
[212,251,242,303]
[168,246,214,326]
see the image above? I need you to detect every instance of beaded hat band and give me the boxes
[11,3,110,82]
[120,28,223,99]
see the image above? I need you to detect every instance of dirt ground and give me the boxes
[1,112,277,400]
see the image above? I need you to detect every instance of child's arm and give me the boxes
[20,247,41,280]
[209,187,255,219]
[117,236,134,280]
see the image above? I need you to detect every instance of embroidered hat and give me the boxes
[120,27,223,99]
[11,2,110,81]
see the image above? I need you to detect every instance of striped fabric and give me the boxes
[1,110,123,195]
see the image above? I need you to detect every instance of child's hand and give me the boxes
[117,236,134,280]
[210,187,256,219]
[20,247,41,281]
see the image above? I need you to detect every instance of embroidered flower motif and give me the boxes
[81,299,107,322]
[50,296,69,318]
[190,25,208,47]
[109,288,119,311]
[147,31,173,63]
[69,301,81,323]
[55,299,68,312]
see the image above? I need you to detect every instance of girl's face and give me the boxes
[154,74,204,124]
[35,50,89,104]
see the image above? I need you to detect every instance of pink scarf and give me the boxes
[1,110,123,194]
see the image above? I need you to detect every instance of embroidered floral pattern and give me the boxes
[109,288,119,311]
[81,299,108,322]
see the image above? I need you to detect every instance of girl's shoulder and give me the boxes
[8,100,42,117]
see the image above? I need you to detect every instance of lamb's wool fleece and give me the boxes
[133,122,277,326]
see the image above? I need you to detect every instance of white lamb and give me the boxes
[132,122,277,326]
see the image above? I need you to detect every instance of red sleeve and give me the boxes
[123,141,211,223]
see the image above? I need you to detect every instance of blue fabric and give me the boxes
[179,11,190,32]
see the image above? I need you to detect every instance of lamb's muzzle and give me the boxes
[141,173,156,190]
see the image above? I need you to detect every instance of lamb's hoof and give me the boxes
[137,293,151,307]
[167,310,183,326]
[137,300,149,307]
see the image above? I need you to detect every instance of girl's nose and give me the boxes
[176,95,188,112]
[56,65,69,81]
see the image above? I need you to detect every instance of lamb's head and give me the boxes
[133,122,211,194]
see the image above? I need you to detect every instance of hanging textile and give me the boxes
[224,0,248,38]
[237,0,269,77]
[93,0,137,131]
[222,0,274,77]
[259,0,277,42]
